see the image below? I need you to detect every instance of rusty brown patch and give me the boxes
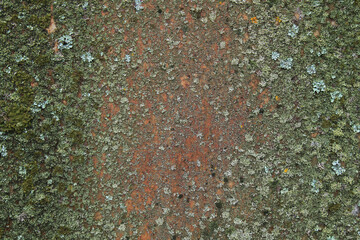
[86,0,278,238]
[47,16,56,34]
[180,75,190,88]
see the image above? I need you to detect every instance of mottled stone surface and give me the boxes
[1,0,359,239]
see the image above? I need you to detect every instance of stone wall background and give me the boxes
[0,0,359,239]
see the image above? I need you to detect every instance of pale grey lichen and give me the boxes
[306,65,316,75]
[313,80,326,93]
[332,160,345,176]
[230,0,247,3]
[15,55,29,63]
[31,99,49,113]
[57,35,73,50]
[231,58,239,65]
[135,0,144,12]
[311,179,319,193]
[271,51,280,60]
[4,66,11,74]
[229,229,252,240]
[279,57,293,69]
[317,48,327,56]
[1,144,8,157]
[105,195,113,201]
[81,52,94,62]
[352,124,360,133]
[220,41,226,49]
[330,91,343,103]
[19,166,27,175]
[280,188,289,194]
[288,24,299,38]
[312,0,321,7]
[82,1,88,9]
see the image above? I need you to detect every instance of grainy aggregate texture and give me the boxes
[0,0,359,239]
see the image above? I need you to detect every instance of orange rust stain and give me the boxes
[314,29,320,38]
[311,132,319,138]
[243,31,249,43]
[268,104,276,112]
[47,4,56,34]
[143,1,155,10]
[228,181,235,188]
[116,232,124,240]
[104,173,111,181]
[162,93,168,102]
[99,168,104,179]
[148,113,160,144]
[314,24,321,38]
[97,191,104,201]
[47,16,56,34]
[242,13,249,21]
[137,32,145,55]
[94,211,102,221]
[146,196,152,205]
[185,136,196,150]
[143,62,149,77]
[126,199,134,213]
[139,224,152,240]
[201,64,209,72]
[180,75,190,88]
[160,23,165,31]
[93,156,98,168]
[126,76,134,88]
[107,102,120,116]
[145,99,152,109]
[249,74,259,91]
[31,81,38,87]
[178,30,184,41]
[212,42,219,54]
[189,199,196,208]
[258,89,270,108]
[223,34,231,44]
[130,190,146,212]
[169,16,176,25]
[108,46,116,56]
[186,12,194,24]
[53,41,59,53]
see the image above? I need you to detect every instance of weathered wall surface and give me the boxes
[1,0,359,239]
